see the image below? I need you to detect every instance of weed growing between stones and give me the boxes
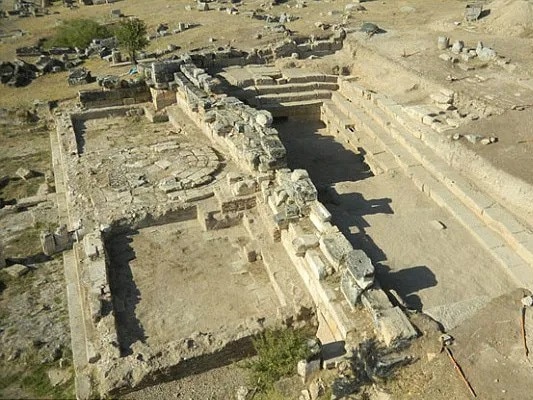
[245,328,312,393]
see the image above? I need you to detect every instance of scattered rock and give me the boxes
[440,333,454,346]
[4,263,30,277]
[464,134,482,144]
[521,295,533,307]
[308,379,324,400]
[16,167,33,180]
[68,68,92,86]
[437,36,449,50]
[451,40,464,54]
[430,220,446,230]
[47,368,72,387]
[360,22,381,35]
[236,385,250,400]
[478,46,497,61]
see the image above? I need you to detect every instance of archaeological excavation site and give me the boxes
[1,0,533,399]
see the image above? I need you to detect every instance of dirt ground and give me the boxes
[385,289,533,400]
[106,219,281,354]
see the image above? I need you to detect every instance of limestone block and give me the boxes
[437,36,449,50]
[341,270,363,307]
[361,287,393,319]
[422,115,436,125]
[439,88,455,99]
[310,217,336,234]
[430,93,453,104]
[310,201,331,222]
[376,307,418,347]
[434,102,454,111]
[267,193,281,214]
[291,169,309,182]
[287,221,304,238]
[292,235,319,257]
[261,135,286,160]
[158,177,182,193]
[255,110,273,127]
[273,189,288,207]
[16,167,33,180]
[319,232,353,270]
[297,358,321,383]
[343,249,374,289]
[273,212,289,230]
[232,179,257,196]
[451,40,464,54]
[40,232,56,256]
[304,249,329,280]
[89,258,107,288]
[478,47,497,61]
[290,178,318,207]
[255,76,275,85]
[4,263,30,277]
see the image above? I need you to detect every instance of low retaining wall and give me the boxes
[79,84,151,109]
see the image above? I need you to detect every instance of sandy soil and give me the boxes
[106,219,281,353]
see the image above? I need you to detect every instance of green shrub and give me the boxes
[49,19,111,49]
[246,328,312,391]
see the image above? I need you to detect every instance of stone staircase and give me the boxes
[322,79,533,289]
[219,66,338,117]
[245,80,337,117]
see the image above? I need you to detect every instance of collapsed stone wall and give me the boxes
[166,60,287,174]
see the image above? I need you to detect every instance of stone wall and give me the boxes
[168,62,287,174]
[79,85,151,109]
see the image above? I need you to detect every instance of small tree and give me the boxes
[114,18,149,64]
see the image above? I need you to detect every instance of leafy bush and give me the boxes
[246,328,312,391]
[49,19,111,49]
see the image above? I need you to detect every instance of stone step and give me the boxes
[322,99,398,175]
[321,100,354,130]
[253,81,339,95]
[282,72,338,84]
[259,99,323,118]
[332,87,533,287]
[366,92,533,269]
[343,84,533,267]
[255,89,332,106]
